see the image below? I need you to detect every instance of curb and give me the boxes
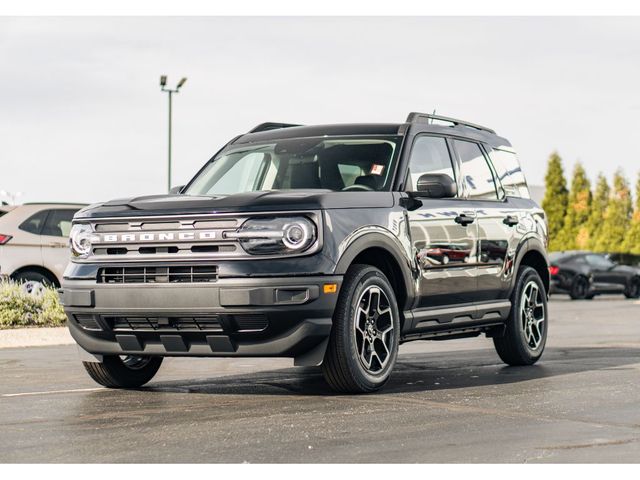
[0,326,74,349]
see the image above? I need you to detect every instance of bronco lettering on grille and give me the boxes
[101,231,217,242]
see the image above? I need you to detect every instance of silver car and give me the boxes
[0,203,85,287]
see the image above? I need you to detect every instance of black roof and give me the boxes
[232,113,512,150]
[234,123,403,145]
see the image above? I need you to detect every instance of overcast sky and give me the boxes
[1,16,640,204]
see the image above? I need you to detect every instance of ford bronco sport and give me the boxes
[60,112,549,393]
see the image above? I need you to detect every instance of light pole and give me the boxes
[0,191,23,205]
[160,75,187,193]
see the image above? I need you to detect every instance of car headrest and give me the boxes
[353,175,381,190]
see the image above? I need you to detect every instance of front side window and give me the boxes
[586,254,615,270]
[185,136,400,196]
[455,140,500,200]
[405,136,455,192]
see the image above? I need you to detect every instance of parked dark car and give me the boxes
[549,251,640,300]
[60,112,550,393]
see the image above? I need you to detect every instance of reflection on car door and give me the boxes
[452,139,517,303]
[404,135,479,308]
[39,209,78,282]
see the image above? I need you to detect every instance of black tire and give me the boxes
[321,264,400,393]
[569,275,590,300]
[83,355,163,388]
[493,266,548,366]
[12,270,57,288]
[624,277,640,299]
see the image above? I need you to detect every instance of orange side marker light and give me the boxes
[323,283,338,294]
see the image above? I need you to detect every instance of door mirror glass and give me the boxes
[415,173,457,198]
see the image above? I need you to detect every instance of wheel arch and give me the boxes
[10,265,60,287]
[515,239,549,295]
[334,233,415,314]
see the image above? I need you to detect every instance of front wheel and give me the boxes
[321,264,400,393]
[493,266,548,366]
[83,355,163,388]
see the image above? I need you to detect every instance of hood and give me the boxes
[74,190,395,219]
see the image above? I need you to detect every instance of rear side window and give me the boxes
[41,209,78,237]
[486,147,530,198]
[19,210,50,235]
[406,136,456,192]
[454,140,500,200]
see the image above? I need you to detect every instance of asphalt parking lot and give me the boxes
[1,296,639,463]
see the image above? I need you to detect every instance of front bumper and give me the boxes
[60,275,341,365]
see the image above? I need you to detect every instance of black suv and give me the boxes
[60,112,550,393]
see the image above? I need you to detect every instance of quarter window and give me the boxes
[18,210,49,235]
[455,140,500,200]
[406,136,455,192]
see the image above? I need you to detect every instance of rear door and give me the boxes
[404,135,479,308]
[452,139,517,303]
[39,209,79,282]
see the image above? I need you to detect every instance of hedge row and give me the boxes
[0,281,67,329]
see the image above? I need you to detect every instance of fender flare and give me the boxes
[511,235,550,294]
[334,230,416,308]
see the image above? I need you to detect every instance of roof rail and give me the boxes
[249,122,302,133]
[406,112,495,134]
[23,202,88,206]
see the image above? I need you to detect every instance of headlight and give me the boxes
[69,224,96,258]
[230,217,317,255]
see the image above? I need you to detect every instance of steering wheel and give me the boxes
[342,184,374,192]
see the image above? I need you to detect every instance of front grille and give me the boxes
[106,315,223,332]
[98,266,218,284]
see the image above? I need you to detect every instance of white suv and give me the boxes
[0,203,85,287]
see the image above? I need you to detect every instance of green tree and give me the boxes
[622,172,640,255]
[594,170,632,254]
[559,163,591,250]
[541,152,568,251]
[587,174,610,251]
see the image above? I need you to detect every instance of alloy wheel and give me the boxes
[353,285,395,373]
[520,280,546,350]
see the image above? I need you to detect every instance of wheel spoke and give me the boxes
[352,284,395,374]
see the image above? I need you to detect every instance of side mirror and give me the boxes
[169,185,185,195]
[413,174,457,198]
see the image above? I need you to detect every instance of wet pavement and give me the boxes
[1,296,639,463]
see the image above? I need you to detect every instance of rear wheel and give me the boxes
[624,277,640,299]
[321,264,400,393]
[83,355,163,388]
[493,266,548,366]
[569,275,590,300]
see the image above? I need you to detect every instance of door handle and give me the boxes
[503,215,519,227]
[454,214,475,226]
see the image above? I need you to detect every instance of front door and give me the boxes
[404,135,479,308]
